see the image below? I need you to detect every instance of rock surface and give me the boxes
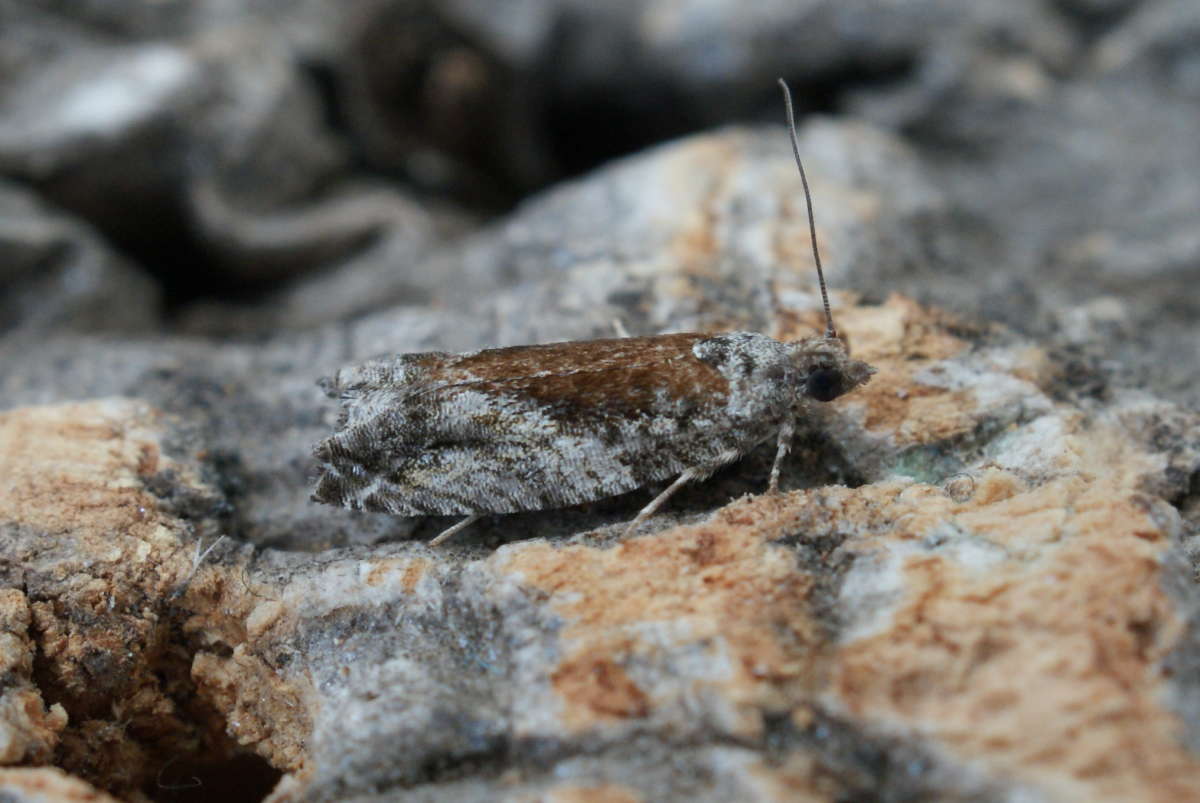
[0,767,122,803]
[2,2,1199,802]
[2,289,1198,801]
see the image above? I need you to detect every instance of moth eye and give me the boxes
[806,367,844,402]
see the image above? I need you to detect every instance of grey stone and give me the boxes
[0,179,159,333]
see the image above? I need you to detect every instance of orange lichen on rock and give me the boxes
[0,400,187,541]
[178,562,314,775]
[549,654,651,724]
[663,136,735,270]
[829,419,1199,801]
[0,766,123,802]
[356,555,432,591]
[0,591,68,766]
[0,401,300,794]
[3,288,1196,801]
[494,496,822,734]
[540,782,645,803]
[488,291,1198,800]
[191,646,309,771]
[0,401,199,791]
[840,296,979,440]
[781,294,985,444]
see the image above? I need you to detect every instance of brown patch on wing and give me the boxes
[439,334,730,418]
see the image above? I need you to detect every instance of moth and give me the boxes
[312,79,875,545]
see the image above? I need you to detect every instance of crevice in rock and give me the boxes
[318,706,1011,800]
[142,751,280,803]
[772,525,859,642]
[24,562,283,801]
[762,707,1015,802]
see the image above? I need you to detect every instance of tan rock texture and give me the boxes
[0,766,122,803]
[0,400,288,800]
[0,589,67,765]
[2,292,1198,802]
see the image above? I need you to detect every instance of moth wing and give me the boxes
[313,335,765,515]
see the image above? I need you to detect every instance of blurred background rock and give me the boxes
[1,0,1196,405]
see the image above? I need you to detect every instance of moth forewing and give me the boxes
[311,330,874,542]
[315,333,776,515]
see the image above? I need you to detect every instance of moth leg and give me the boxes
[624,467,703,536]
[768,417,796,494]
[429,514,482,547]
[611,318,631,338]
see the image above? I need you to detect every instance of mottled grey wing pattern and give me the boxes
[312,335,770,515]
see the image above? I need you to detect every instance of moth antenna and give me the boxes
[777,78,837,340]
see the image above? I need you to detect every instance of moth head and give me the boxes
[788,336,875,403]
